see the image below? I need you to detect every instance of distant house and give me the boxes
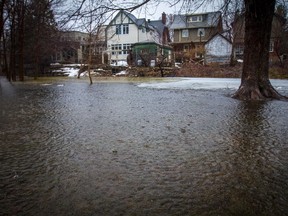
[232,13,286,62]
[105,10,170,64]
[52,29,106,64]
[51,31,89,63]
[205,33,232,64]
[170,11,223,62]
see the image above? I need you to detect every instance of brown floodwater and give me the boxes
[1,77,288,216]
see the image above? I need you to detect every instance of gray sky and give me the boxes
[133,1,221,20]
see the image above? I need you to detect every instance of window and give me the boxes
[116,24,129,35]
[269,41,274,52]
[188,15,202,22]
[235,44,244,55]
[111,44,122,55]
[123,24,129,34]
[197,28,205,37]
[116,25,121,35]
[122,44,131,54]
[182,29,189,38]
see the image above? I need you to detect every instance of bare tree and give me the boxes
[232,0,284,100]
[169,0,286,100]
[69,0,108,84]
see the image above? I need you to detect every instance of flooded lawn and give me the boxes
[1,77,288,215]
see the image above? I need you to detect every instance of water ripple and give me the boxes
[1,79,288,215]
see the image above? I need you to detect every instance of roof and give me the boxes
[149,20,164,32]
[108,10,167,35]
[148,20,166,35]
[170,11,222,29]
[109,10,153,30]
[132,41,173,49]
[205,33,232,44]
[122,10,146,27]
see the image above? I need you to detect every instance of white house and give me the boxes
[105,10,168,64]
[204,33,232,64]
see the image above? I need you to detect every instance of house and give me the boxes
[232,13,286,62]
[170,11,223,62]
[52,29,106,64]
[131,42,173,67]
[205,33,232,64]
[51,31,88,63]
[105,10,170,64]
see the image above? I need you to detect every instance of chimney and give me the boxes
[162,12,166,25]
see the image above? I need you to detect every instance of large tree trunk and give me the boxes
[233,0,284,100]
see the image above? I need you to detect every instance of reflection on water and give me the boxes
[1,77,288,216]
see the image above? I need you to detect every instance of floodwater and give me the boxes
[1,77,288,216]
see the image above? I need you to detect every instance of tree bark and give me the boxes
[233,0,285,100]
[17,0,25,81]
[9,3,17,82]
[0,0,6,40]
[88,43,93,85]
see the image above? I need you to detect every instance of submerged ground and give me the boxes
[1,77,288,216]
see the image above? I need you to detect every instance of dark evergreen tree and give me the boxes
[24,0,58,79]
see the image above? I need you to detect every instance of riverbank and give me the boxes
[129,62,288,79]
[1,62,287,83]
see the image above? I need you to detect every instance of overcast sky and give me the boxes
[60,0,222,30]
[132,1,222,20]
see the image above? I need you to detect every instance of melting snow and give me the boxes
[138,78,241,90]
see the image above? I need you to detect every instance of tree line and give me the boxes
[0,0,61,81]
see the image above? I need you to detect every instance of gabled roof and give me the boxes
[170,11,222,29]
[205,33,232,45]
[109,10,152,29]
[108,10,168,35]
[122,10,147,27]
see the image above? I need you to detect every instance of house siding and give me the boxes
[205,34,232,64]
[170,11,223,61]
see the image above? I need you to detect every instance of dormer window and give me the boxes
[188,15,202,22]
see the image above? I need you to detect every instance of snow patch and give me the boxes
[138,78,241,90]
[111,61,128,67]
[115,70,128,76]
[138,78,288,92]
